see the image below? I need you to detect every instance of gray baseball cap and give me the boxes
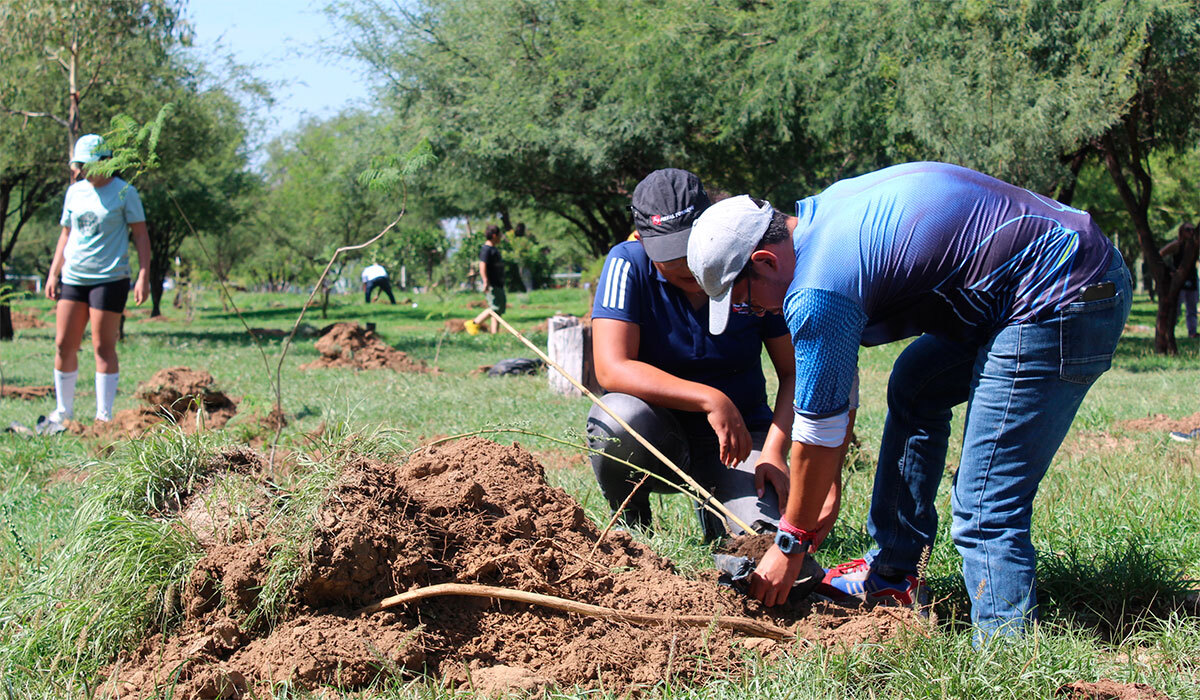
[630,169,711,262]
[687,195,774,335]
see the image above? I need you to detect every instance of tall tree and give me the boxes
[1088,5,1200,354]
[881,0,1200,353]
[135,87,259,316]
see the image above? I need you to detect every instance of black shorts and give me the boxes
[59,279,130,313]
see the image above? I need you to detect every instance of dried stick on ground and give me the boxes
[485,310,754,534]
[356,582,794,640]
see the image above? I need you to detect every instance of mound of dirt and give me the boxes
[67,367,238,440]
[10,308,47,329]
[1118,411,1200,434]
[0,384,53,399]
[300,322,432,372]
[109,438,914,698]
[443,318,468,333]
[1057,679,1169,699]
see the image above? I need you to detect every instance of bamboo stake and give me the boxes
[486,310,754,535]
[355,582,794,640]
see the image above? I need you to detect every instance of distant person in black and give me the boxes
[1160,222,1199,338]
[468,225,505,334]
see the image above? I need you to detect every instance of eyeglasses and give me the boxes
[731,278,762,316]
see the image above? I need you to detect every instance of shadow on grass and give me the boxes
[913,536,1198,638]
[1036,536,1198,640]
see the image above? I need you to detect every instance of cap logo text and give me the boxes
[650,205,694,228]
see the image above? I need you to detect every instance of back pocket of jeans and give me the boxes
[1059,294,1122,384]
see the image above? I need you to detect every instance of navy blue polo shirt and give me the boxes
[592,241,788,432]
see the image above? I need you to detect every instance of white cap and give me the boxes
[687,195,773,335]
[71,134,112,164]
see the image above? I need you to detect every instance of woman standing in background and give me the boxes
[39,134,150,433]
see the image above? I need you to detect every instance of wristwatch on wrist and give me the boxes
[775,516,815,555]
[774,528,805,555]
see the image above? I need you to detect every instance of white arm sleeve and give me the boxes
[791,371,858,447]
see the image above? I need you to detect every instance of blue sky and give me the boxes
[185,1,371,151]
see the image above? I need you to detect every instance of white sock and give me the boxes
[52,369,77,421]
[96,372,119,422]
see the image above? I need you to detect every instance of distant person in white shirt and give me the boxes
[40,134,151,433]
[361,262,395,304]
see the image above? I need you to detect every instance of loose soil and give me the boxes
[10,308,47,329]
[66,367,237,440]
[1117,411,1200,434]
[0,384,52,399]
[300,322,433,372]
[1057,679,1170,699]
[109,438,916,698]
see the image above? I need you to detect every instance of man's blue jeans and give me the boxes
[866,253,1131,640]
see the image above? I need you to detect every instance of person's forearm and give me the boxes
[48,229,70,279]
[132,224,151,273]
[598,357,730,414]
[761,372,795,462]
[784,440,845,530]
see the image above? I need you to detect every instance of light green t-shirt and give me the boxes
[59,177,145,285]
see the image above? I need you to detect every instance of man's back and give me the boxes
[791,162,1113,345]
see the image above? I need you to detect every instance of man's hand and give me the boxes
[749,544,807,607]
[754,456,789,506]
[705,394,751,466]
[134,271,150,306]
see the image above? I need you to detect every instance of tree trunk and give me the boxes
[1097,129,1172,351]
[0,265,11,341]
[67,3,80,159]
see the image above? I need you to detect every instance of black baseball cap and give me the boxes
[630,168,711,262]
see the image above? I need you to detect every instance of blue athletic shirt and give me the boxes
[786,162,1113,420]
[593,241,789,432]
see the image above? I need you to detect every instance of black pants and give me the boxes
[585,392,778,540]
[365,277,395,304]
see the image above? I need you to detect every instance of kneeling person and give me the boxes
[586,169,796,541]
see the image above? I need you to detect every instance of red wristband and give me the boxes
[778,516,816,541]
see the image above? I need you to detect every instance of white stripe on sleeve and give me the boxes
[615,259,630,310]
[602,258,617,308]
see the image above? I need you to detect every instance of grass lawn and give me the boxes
[0,286,1197,698]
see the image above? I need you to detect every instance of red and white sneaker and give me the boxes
[816,557,927,608]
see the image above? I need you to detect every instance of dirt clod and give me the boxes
[1118,411,1200,435]
[301,322,432,372]
[1057,679,1170,699]
[10,308,47,329]
[67,367,237,440]
[110,438,908,698]
[0,384,53,399]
